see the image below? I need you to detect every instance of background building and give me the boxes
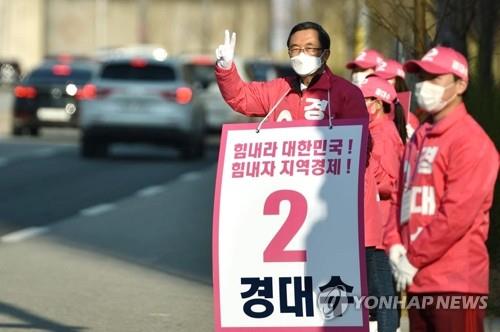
[0,0,403,75]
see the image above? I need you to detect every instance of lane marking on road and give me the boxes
[136,185,165,197]
[179,171,203,182]
[32,147,58,158]
[80,203,116,217]
[1,226,50,243]
[148,313,171,318]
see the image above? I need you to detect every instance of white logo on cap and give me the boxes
[422,48,439,62]
[375,88,390,101]
[377,61,388,72]
[451,60,467,76]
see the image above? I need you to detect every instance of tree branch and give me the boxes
[364,3,415,54]
[395,0,414,23]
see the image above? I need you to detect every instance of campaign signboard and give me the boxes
[213,120,369,331]
[397,91,419,138]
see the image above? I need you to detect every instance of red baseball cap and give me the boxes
[403,46,468,81]
[346,49,384,70]
[372,59,405,80]
[357,76,398,104]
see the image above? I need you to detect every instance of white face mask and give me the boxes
[351,70,372,85]
[415,81,455,113]
[290,52,323,77]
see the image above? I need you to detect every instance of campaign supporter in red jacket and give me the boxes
[387,46,499,332]
[358,76,405,331]
[347,76,397,332]
[357,76,406,249]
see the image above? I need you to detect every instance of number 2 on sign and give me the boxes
[263,190,307,262]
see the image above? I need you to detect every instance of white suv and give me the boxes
[78,56,206,159]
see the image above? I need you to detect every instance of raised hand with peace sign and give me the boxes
[215,30,236,69]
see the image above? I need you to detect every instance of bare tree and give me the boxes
[414,0,427,57]
[365,0,479,58]
[365,0,434,58]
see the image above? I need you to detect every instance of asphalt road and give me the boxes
[0,133,217,235]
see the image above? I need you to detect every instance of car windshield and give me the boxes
[26,67,93,85]
[100,63,176,82]
[183,64,215,87]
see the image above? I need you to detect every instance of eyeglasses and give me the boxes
[288,47,323,57]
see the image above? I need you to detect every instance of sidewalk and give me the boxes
[0,167,215,331]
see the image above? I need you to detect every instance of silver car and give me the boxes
[78,56,206,159]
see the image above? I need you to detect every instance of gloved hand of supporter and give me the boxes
[395,254,418,292]
[389,244,407,274]
[215,30,236,69]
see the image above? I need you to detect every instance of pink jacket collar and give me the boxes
[424,102,468,136]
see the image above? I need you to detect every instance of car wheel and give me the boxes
[29,127,40,136]
[81,137,108,158]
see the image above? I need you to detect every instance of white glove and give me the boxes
[394,254,418,292]
[389,244,407,274]
[215,30,236,69]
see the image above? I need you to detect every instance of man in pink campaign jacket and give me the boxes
[215,21,387,327]
[385,46,499,332]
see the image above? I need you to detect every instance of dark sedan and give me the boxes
[12,59,98,136]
